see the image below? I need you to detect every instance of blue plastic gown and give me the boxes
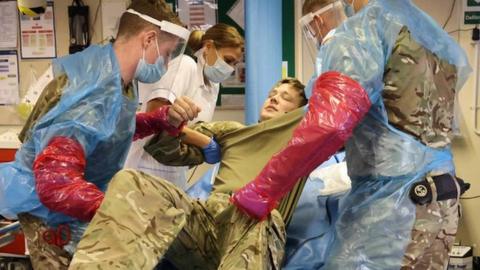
[283,154,345,269]
[0,44,137,226]
[310,0,471,268]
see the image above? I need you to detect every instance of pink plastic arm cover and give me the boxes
[231,71,372,220]
[33,136,104,222]
[134,105,184,140]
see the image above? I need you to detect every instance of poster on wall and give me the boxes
[0,50,19,105]
[0,1,18,49]
[19,1,56,59]
[177,0,218,29]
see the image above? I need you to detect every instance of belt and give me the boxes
[409,174,470,205]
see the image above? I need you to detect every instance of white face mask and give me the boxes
[203,48,235,83]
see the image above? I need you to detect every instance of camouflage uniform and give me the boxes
[69,169,285,270]
[383,27,460,268]
[70,109,308,269]
[14,74,135,269]
[383,27,458,149]
[17,213,72,270]
[401,196,459,269]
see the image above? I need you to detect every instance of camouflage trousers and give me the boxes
[69,169,286,270]
[17,213,72,270]
[401,178,460,269]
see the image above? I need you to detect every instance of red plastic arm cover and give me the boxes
[33,136,104,222]
[231,71,372,220]
[134,105,184,140]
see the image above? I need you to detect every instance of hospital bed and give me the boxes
[0,219,31,270]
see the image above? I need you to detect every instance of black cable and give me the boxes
[187,165,199,184]
[460,195,480,200]
[443,0,457,29]
[448,28,475,34]
[89,0,102,43]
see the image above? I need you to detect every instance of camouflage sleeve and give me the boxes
[189,121,245,139]
[144,121,244,167]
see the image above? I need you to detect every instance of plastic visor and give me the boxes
[299,0,344,72]
[126,9,190,63]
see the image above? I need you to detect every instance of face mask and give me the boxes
[312,18,323,50]
[342,0,355,17]
[204,48,235,83]
[322,29,336,45]
[134,38,167,83]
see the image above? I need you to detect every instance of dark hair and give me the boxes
[186,30,205,53]
[274,77,308,107]
[116,0,183,39]
[203,23,244,49]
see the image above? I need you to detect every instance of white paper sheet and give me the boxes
[19,2,56,59]
[21,66,54,106]
[0,1,18,49]
[0,51,19,105]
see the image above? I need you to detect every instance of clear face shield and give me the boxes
[126,9,190,64]
[299,0,346,75]
[126,9,191,103]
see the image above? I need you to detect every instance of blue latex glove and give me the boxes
[202,138,221,164]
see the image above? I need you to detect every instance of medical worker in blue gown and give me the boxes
[232,0,472,269]
[0,1,198,269]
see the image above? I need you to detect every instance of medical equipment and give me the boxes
[68,0,90,54]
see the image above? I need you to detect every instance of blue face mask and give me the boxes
[134,39,167,83]
[342,0,355,17]
[204,48,235,83]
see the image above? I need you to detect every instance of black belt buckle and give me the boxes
[409,174,470,205]
[410,180,432,205]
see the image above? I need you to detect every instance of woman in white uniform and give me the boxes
[125,23,244,189]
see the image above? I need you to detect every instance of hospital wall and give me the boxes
[0,0,104,127]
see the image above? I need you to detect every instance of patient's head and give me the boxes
[259,78,307,121]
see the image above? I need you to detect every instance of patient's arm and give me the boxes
[144,121,244,167]
[181,127,211,148]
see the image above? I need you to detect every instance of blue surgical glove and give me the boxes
[202,138,221,164]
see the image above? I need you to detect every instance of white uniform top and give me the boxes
[124,53,220,190]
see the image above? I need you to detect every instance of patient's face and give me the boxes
[260,84,304,121]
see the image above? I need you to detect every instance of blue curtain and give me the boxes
[245,0,283,124]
